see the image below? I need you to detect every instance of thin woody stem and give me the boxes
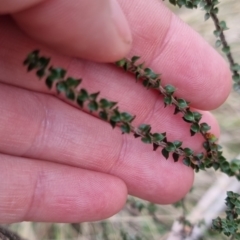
[205,0,237,75]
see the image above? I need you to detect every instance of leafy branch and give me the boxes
[165,0,240,91]
[24,50,240,181]
[115,56,240,178]
[212,191,240,239]
[24,50,206,167]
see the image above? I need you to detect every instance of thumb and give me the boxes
[11,0,132,62]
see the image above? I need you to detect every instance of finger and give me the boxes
[0,0,231,110]
[11,0,132,62]
[0,0,44,14]
[122,0,231,109]
[1,83,220,203]
[0,153,127,223]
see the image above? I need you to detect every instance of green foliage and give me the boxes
[24,49,240,182]
[166,0,240,89]
[115,54,240,177]
[212,191,240,238]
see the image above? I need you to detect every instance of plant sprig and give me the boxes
[24,50,209,169]
[165,0,240,91]
[212,191,240,238]
[24,50,240,177]
[115,56,240,175]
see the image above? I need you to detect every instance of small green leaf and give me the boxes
[204,13,210,21]
[135,72,142,80]
[227,191,236,198]
[191,123,200,133]
[174,106,181,115]
[185,2,193,9]
[164,96,172,106]
[38,57,50,69]
[173,152,180,162]
[215,39,222,48]
[230,159,240,172]
[203,141,210,151]
[200,123,211,133]
[123,62,130,71]
[233,74,240,83]
[162,148,169,160]
[222,46,230,54]
[183,157,191,166]
[65,77,82,88]
[77,99,84,108]
[204,4,212,12]
[134,133,141,138]
[164,85,176,94]
[177,99,188,109]
[213,30,221,37]
[131,56,140,63]
[184,148,193,156]
[49,67,66,79]
[78,89,89,101]
[199,1,206,8]
[144,68,159,79]
[144,68,152,75]
[24,50,39,66]
[99,111,108,121]
[99,99,110,108]
[36,68,46,78]
[88,101,98,112]
[27,62,38,71]
[110,120,117,129]
[110,110,121,122]
[115,59,126,67]
[138,124,151,134]
[190,129,196,136]
[212,0,220,5]
[45,77,54,89]
[121,112,134,122]
[193,112,202,122]
[56,82,67,93]
[143,79,152,88]
[120,123,131,134]
[195,153,204,160]
[141,134,152,144]
[183,111,195,122]
[165,142,176,152]
[220,161,230,172]
[173,141,182,148]
[89,92,100,101]
[231,64,240,71]
[219,21,229,31]
[211,7,218,14]
[66,89,75,100]
[169,0,176,5]
[152,133,165,142]
[153,143,159,151]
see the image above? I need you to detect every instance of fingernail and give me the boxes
[110,0,132,45]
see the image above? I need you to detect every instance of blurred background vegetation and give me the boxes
[2,0,240,239]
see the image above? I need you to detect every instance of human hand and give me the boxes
[0,0,231,223]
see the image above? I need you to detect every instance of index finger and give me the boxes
[119,0,231,110]
[2,0,231,110]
